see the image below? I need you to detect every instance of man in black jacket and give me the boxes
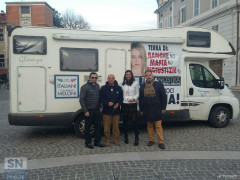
[100,74,123,146]
[80,72,105,149]
[139,70,167,149]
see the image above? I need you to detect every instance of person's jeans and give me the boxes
[147,120,164,144]
[103,114,120,140]
[85,109,101,145]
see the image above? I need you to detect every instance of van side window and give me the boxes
[13,36,47,54]
[189,64,215,88]
[187,31,211,47]
[60,48,98,71]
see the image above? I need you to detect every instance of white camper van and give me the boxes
[7,25,239,138]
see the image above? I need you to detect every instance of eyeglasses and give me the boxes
[91,77,98,79]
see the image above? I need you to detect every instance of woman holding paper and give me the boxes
[121,70,139,146]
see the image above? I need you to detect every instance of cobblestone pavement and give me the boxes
[1,159,240,180]
[1,89,240,179]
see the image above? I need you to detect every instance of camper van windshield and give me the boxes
[190,64,215,88]
[60,48,98,71]
[13,36,47,54]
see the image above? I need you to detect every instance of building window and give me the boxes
[20,6,31,26]
[194,0,199,16]
[160,21,163,28]
[0,29,3,41]
[212,0,218,9]
[169,16,173,27]
[60,48,98,71]
[164,18,168,28]
[0,54,4,67]
[178,6,186,25]
[20,6,30,17]
[212,25,219,32]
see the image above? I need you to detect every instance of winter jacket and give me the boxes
[100,81,123,115]
[80,80,100,113]
[139,81,167,122]
[120,80,139,104]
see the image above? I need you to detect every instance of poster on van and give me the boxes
[54,75,79,98]
[131,42,181,106]
[130,42,181,77]
[135,76,180,106]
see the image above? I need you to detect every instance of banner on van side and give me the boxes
[131,42,181,106]
[135,76,180,105]
[54,75,79,98]
[131,43,181,77]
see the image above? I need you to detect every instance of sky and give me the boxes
[0,0,158,31]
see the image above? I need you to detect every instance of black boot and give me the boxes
[124,134,129,144]
[134,136,139,146]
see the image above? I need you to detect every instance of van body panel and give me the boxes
[9,113,73,126]
[218,96,240,120]
[105,48,127,79]
[17,66,46,112]
[7,26,239,128]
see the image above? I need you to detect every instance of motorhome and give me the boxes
[7,25,239,138]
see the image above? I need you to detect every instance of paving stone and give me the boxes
[1,90,240,179]
[2,159,239,180]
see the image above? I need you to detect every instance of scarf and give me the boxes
[144,80,156,97]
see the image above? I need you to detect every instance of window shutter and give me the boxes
[178,10,180,25]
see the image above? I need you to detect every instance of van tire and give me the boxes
[209,106,230,128]
[74,114,95,138]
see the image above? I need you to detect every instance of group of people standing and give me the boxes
[80,70,167,150]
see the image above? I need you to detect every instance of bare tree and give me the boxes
[62,9,90,30]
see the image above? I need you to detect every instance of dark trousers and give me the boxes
[85,109,101,145]
[123,114,138,137]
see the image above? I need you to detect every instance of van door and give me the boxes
[106,48,126,82]
[17,66,46,112]
[186,62,220,120]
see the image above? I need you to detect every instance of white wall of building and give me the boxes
[156,0,239,86]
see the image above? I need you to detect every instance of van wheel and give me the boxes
[209,106,230,128]
[74,114,95,138]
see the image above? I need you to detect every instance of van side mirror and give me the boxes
[214,77,225,89]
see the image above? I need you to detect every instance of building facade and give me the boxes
[0,12,8,75]
[155,0,240,87]
[6,1,53,27]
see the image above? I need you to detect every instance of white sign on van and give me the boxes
[144,43,182,77]
[54,75,79,98]
[130,42,182,77]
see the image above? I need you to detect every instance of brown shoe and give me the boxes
[105,139,110,146]
[113,139,120,146]
[147,141,155,146]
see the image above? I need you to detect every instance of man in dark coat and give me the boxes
[80,72,105,149]
[100,74,123,146]
[139,70,167,149]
